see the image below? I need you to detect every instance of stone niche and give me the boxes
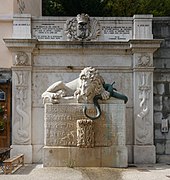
[43,98,127,167]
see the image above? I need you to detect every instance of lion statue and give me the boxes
[42,67,109,103]
[42,67,128,120]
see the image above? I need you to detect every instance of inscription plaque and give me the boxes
[102,26,132,41]
[32,23,64,40]
[44,103,125,147]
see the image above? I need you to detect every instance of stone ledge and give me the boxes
[43,146,128,167]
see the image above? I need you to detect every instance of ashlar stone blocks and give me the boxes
[43,99,128,167]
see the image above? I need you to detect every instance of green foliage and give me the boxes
[42,0,170,16]
[106,0,139,16]
[0,120,5,130]
[136,0,170,16]
[42,0,110,16]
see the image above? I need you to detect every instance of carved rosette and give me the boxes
[65,13,100,41]
[13,71,30,144]
[137,54,152,67]
[77,119,94,148]
[15,52,28,66]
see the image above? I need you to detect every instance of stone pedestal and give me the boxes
[43,99,127,167]
[134,145,156,164]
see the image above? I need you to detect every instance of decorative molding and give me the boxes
[15,52,28,66]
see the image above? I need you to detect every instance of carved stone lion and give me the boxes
[42,67,109,104]
[74,67,110,103]
[42,67,128,120]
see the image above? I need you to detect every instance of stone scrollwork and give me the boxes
[13,71,30,144]
[65,13,100,41]
[136,72,152,144]
[137,54,152,67]
[15,52,28,66]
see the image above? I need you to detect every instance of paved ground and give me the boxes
[1,164,170,180]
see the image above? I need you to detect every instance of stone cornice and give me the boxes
[36,40,130,49]
[3,39,162,53]
[3,39,162,58]
[129,39,163,53]
[3,39,38,52]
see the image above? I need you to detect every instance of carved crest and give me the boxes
[65,13,100,41]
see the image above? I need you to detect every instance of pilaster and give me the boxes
[131,40,161,163]
[4,39,36,163]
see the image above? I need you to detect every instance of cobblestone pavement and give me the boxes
[1,164,170,180]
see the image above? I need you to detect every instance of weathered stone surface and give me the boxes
[44,101,126,147]
[155,141,165,154]
[153,24,170,160]
[44,100,127,167]
[77,119,94,148]
[165,141,170,154]
[43,146,128,167]
[134,145,156,164]
[154,112,163,124]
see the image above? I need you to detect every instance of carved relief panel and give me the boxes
[77,119,94,148]
[13,51,31,66]
[134,54,153,68]
[135,72,153,144]
[44,104,118,147]
[15,52,29,66]
[137,54,152,67]
[12,70,31,144]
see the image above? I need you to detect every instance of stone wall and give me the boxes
[153,17,170,163]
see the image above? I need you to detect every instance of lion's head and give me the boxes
[74,67,109,103]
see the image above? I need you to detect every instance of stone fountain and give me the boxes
[42,66,128,167]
